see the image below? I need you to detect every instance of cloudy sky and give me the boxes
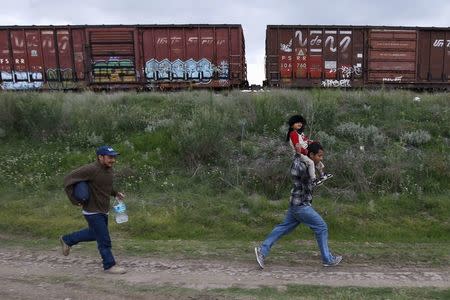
[2,0,449,84]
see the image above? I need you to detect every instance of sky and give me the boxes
[2,0,449,85]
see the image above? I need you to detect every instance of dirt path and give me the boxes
[0,246,448,299]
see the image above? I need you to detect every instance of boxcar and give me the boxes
[0,24,247,91]
[265,25,450,89]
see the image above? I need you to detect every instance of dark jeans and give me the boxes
[62,213,116,270]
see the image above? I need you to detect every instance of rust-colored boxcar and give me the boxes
[265,25,450,89]
[0,24,247,91]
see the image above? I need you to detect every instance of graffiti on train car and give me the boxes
[321,79,351,88]
[0,71,43,90]
[432,39,450,47]
[280,31,352,53]
[321,64,362,87]
[92,58,136,83]
[383,76,403,82]
[0,69,79,90]
[278,30,362,88]
[335,65,362,78]
[145,58,229,83]
[46,68,78,89]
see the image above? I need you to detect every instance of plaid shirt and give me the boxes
[289,154,314,206]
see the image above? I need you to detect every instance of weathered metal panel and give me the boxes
[169,28,184,60]
[56,30,73,73]
[370,40,416,51]
[0,30,11,73]
[446,31,450,81]
[199,27,214,80]
[323,29,337,79]
[370,50,416,61]
[88,28,137,83]
[266,26,365,88]
[369,61,416,71]
[216,28,230,79]
[71,29,85,80]
[278,29,293,79]
[41,30,57,73]
[428,31,447,80]
[10,30,27,72]
[185,28,199,60]
[265,27,280,83]
[141,25,245,88]
[368,29,417,83]
[229,26,245,83]
[25,30,44,75]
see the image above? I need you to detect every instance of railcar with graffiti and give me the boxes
[0,24,449,91]
[0,24,247,91]
[265,25,450,89]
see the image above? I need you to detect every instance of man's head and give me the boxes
[96,145,119,168]
[307,142,324,165]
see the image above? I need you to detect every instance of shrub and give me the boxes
[400,130,432,146]
[336,122,385,146]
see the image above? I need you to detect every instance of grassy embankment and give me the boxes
[0,89,448,263]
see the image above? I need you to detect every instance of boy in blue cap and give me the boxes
[60,145,127,274]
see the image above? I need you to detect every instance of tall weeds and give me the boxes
[0,89,448,198]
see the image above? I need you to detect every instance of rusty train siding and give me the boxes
[1,24,449,90]
[265,25,450,89]
[0,24,247,91]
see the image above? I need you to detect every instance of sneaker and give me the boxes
[254,246,265,269]
[59,236,70,256]
[313,178,324,187]
[321,173,334,180]
[323,255,342,267]
[104,265,127,274]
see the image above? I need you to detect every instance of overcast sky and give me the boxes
[2,0,449,84]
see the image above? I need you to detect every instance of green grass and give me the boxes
[0,90,448,245]
[0,187,449,243]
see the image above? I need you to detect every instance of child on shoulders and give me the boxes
[286,115,333,186]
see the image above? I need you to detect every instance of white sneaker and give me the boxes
[254,246,265,269]
[323,255,342,267]
[104,265,127,274]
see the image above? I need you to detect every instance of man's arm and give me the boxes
[64,163,96,205]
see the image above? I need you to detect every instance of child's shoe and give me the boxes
[320,173,334,180]
[313,173,333,187]
[313,178,324,187]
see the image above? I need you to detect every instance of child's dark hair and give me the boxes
[307,142,323,156]
[285,115,307,142]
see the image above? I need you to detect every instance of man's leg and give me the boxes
[62,224,96,246]
[296,205,335,264]
[260,207,300,257]
[84,214,116,270]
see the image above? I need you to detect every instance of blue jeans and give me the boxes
[62,213,116,270]
[260,204,336,264]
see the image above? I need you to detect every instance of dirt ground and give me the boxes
[0,244,449,300]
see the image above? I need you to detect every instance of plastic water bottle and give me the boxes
[113,201,128,224]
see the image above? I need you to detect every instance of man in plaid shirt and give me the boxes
[255,142,342,268]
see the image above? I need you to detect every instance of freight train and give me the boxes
[0,24,246,91]
[0,24,448,91]
[265,25,450,89]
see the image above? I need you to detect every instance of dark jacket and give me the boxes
[64,161,118,213]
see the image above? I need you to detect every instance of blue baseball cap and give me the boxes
[96,145,119,156]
